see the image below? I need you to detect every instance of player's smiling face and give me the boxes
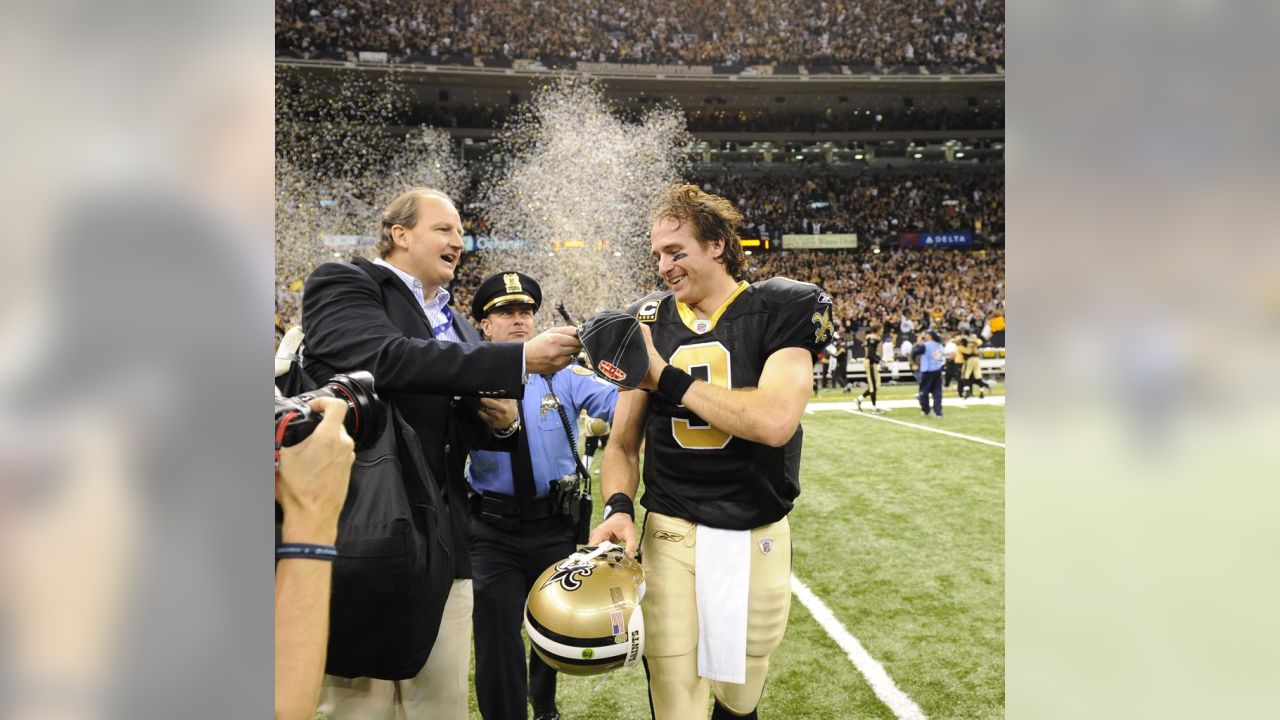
[650,217,725,306]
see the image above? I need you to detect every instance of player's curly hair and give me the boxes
[651,184,748,281]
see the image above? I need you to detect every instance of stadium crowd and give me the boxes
[745,247,1004,339]
[685,106,1003,133]
[276,0,1004,73]
[696,170,1004,244]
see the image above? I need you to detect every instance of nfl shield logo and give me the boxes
[693,319,711,334]
[758,538,774,555]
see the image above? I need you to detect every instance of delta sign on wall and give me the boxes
[899,232,973,248]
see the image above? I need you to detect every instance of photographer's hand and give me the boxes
[276,397,355,545]
[275,397,354,720]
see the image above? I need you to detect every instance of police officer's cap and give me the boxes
[472,271,542,319]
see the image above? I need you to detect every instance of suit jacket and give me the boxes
[302,257,525,577]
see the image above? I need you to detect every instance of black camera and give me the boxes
[274,371,386,451]
[548,473,593,544]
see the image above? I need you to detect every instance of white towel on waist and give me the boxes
[695,525,751,684]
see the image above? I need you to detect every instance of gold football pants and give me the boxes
[639,512,792,718]
[864,360,881,393]
[962,356,983,380]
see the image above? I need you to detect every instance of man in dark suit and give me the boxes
[301,187,582,719]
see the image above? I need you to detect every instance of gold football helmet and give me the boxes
[524,542,646,675]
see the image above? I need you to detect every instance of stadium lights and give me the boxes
[854,154,864,159]
[914,153,923,159]
[955,152,965,158]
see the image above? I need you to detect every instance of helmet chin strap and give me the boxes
[565,541,620,567]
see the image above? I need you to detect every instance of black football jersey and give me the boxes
[863,333,881,362]
[626,277,834,529]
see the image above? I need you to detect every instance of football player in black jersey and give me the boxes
[856,329,886,413]
[589,185,832,720]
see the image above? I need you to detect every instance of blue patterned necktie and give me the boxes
[432,303,454,338]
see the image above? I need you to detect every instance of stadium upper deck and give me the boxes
[276,0,1004,75]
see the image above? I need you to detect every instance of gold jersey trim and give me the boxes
[674,281,749,333]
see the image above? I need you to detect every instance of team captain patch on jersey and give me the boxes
[626,277,832,530]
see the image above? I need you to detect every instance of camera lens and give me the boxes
[276,370,386,450]
[322,371,385,448]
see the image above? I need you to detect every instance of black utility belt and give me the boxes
[470,492,555,530]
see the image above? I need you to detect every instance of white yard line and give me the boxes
[833,408,1006,449]
[807,396,1006,412]
[791,573,929,720]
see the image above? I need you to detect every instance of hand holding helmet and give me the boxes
[524,542,646,676]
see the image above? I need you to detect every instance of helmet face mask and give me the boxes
[524,543,646,676]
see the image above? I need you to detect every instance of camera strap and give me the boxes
[540,373,591,493]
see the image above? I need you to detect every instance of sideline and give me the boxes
[791,574,930,720]
[831,407,1006,448]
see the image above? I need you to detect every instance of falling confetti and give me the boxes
[478,77,690,324]
[275,70,464,330]
[274,73,690,332]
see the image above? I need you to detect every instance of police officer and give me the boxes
[467,271,619,720]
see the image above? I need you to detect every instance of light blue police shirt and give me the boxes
[467,365,618,499]
[918,340,946,372]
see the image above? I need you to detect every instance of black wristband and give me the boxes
[276,543,338,561]
[603,492,634,520]
[657,365,695,404]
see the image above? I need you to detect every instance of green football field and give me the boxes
[467,390,1005,719]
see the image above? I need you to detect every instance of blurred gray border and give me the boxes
[0,2,274,718]
[3,1,1276,717]
[1009,1,1280,717]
